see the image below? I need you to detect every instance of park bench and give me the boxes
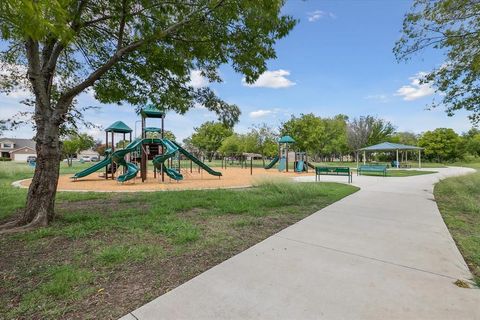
[315,166,352,183]
[357,164,387,177]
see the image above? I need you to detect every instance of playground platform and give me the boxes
[17,167,315,192]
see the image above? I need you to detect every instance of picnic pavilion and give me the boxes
[357,142,424,168]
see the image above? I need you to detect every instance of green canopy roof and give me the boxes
[105,121,132,133]
[359,142,423,151]
[144,127,162,133]
[140,105,165,118]
[278,135,295,144]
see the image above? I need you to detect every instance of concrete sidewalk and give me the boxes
[121,167,480,320]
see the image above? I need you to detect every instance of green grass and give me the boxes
[434,161,480,287]
[0,161,358,319]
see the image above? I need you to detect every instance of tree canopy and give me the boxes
[346,116,395,152]
[395,0,480,124]
[419,128,463,162]
[190,121,233,158]
[0,0,296,231]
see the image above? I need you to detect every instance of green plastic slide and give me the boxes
[264,155,279,169]
[295,160,305,172]
[152,139,183,181]
[278,157,286,172]
[111,139,142,182]
[117,162,139,182]
[170,140,222,177]
[72,151,113,179]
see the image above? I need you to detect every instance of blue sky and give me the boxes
[0,0,474,142]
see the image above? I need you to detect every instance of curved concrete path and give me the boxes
[121,167,480,320]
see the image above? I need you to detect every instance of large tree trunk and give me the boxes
[0,105,63,233]
[20,125,62,227]
[19,136,61,227]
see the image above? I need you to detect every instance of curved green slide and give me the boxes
[112,139,142,182]
[72,150,113,179]
[264,155,279,169]
[170,140,222,177]
[295,160,305,172]
[152,139,183,181]
[278,157,286,172]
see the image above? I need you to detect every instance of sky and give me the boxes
[0,0,475,142]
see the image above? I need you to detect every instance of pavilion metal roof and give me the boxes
[358,142,423,151]
[105,121,132,133]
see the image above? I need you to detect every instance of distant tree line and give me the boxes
[184,114,480,163]
[61,115,480,165]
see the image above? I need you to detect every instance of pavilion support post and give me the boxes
[356,152,359,169]
[396,149,399,168]
[363,151,366,165]
[419,149,422,169]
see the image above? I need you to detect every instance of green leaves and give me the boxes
[281,113,349,157]
[1,0,295,126]
[395,0,480,124]
[419,128,463,162]
[1,0,74,42]
[190,121,234,155]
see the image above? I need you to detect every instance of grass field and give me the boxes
[0,161,358,319]
[434,162,480,287]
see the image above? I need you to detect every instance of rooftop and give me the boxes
[358,142,423,151]
[105,121,132,133]
[278,135,296,144]
[140,105,165,119]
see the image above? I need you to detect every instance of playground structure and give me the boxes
[265,136,315,173]
[72,106,221,183]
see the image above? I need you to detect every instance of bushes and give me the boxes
[0,157,12,161]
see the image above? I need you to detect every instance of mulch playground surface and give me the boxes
[20,167,315,192]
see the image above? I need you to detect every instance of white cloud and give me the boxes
[395,72,435,101]
[249,109,274,119]
[307,10,336,22]
[189,70,208,88]
[242,69,295,89]
[364,94,389,103]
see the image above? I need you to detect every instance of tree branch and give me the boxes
[58,2,215,106]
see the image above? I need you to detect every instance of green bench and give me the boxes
[357,165,387,176]
[315,166,352,183]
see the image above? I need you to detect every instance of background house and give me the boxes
[0,138,36,161]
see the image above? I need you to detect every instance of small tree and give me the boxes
[219,134,243,155]
[62,134,95,166]
[250,123,278,165]
[419,128,464,162]
[463,128,480,158]
[190,121,233,160]
[280,113,326,157]
[347,116,395,162]
[389,132,418,146]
